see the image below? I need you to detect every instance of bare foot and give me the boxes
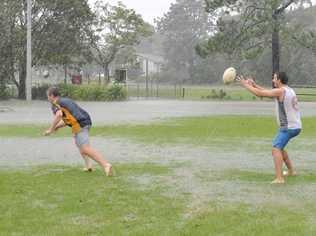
[104,164,113,177]
[271,178,285,184]
[83,167,93,172]
[282,170,297,177]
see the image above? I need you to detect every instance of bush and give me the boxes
[203,89,228,100]
[0,85,11,100]
[32,84,50,100]
[32,84,127,101]
[106,84,127,101]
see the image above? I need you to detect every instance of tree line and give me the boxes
[1,0,316,100]
[0,0,152,99]
[155,0,316,85]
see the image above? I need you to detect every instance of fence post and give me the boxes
[146,59,149,98]
[174,84,177,98]
[151,76,153,97]
[182,87,185,98]
[156,79,159,98]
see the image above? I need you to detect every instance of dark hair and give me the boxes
[276,72,288,84]
[47,87,60,97]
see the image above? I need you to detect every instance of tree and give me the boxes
[157,0,215,83]
[197,0,314,75]
[0,1,19,98]
[0,0,94,99]
[291,30,316,55]
[32,0,95,84]
[90,1,153,83]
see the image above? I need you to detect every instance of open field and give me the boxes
[2,99,316,125]
[126,84,316,101]
[1,114,316,235]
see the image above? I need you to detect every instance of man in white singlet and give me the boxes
[240,72,302,184]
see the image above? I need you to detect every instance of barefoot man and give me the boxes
[240,72,302,184]
[44,87,112,176]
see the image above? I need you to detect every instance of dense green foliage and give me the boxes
[32,84,126,101]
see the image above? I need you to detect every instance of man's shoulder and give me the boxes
[284,86,296,94]
[271,87,285,94]
[59,97,71,102]
[59,97,75,106]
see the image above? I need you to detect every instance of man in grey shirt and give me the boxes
[240,72,301,184]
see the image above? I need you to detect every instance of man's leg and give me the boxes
[80,144,112,176]
[80,152,93,172]
[271,148,285,184]
[74,137,93,171]
[282,150,296,176]
[281,129,301,176]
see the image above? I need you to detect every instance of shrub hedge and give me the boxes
[32,84,127,101]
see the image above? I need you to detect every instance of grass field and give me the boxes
[127,84,265,101]
[2,115,316,141]
[1,116,316,235]
[126,84,316,102]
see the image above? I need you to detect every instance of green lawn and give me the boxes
[1,164,316,235]
[127,84,316,101]
[2,116,316,235]
[1,115,316,144]
[127,84,264,101]
[182,203,315,236]
[0,164,185,235]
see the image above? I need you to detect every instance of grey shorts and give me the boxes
[74,126,90,147]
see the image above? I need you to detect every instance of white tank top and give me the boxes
[275,86,302,129]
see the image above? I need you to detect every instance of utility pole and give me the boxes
[26,0,32,101]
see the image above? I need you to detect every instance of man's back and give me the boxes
[275,86,301,129]
[52,97,92,129]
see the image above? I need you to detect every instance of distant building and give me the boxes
[136,53,164,75]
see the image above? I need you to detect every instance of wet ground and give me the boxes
[1,99,316,125]
[1,99,316,209]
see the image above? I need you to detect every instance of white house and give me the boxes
[136,53,164,75]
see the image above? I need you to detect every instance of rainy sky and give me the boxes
[88,0,177,25]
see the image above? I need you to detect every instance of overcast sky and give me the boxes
[88,0,177,25]
[88,0,316,25]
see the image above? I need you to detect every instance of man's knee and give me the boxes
[281,150,289,160]
[79,144,90,155]
[272,148,282,157]
[80,149,85,156]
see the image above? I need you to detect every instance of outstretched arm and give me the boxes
[240,79,283,98]
[238,75,265,90]
[249,79,266,90]
[55,120,66,130]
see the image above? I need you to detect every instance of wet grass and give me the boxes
[1,115,316,146]
[181,203,316,236]
[1,164,316,235]
[2,116,316,234]
[230,170,316,184]
[0,163,184,236]
[127,84,261,101]
[127,84,316,102]
[197,168,316,184]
